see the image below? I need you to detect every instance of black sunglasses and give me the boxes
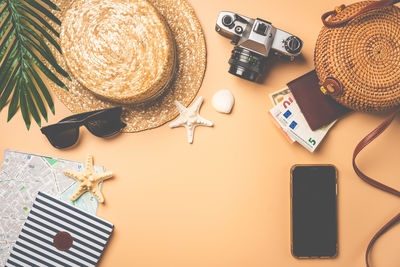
[41,107,127,149]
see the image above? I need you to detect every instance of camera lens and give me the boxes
[228,47,266,82]
[284,36,302,54]
[222,15,234,27]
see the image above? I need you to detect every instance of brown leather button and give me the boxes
[53,231,73,251]
[322,77,343,96]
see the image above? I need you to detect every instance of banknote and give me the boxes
[268,112,295,144]
[269,96,297,143]
[269,95,335,152]
[269,87,293,105]
[268,87,296,143]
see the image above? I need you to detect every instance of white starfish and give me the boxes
[169,96,213,143]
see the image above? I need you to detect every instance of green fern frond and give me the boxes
[0,0,69,129]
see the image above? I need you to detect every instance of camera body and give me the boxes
[215,11,303,82]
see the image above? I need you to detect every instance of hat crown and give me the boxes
[61,0,177,104]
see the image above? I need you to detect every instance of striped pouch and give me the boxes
[6,192,113,267]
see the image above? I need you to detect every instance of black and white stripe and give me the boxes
[6,192,113,267]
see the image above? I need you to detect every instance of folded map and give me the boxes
[0,150,104,266]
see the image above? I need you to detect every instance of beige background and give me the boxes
[1,0,400,266]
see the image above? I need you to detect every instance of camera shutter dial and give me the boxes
[222,15,234,27]
[284,36,302,54]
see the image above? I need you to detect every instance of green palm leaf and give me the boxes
[0,0,69,129]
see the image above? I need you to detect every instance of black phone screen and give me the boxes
[291,165,337,258]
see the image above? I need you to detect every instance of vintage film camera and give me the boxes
[215,11,303,82]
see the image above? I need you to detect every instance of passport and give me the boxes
[287,70,351,131]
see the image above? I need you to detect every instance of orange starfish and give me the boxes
[63,155,113,203]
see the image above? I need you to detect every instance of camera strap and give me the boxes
[352,107,400,267]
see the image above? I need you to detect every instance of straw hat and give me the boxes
[50,0,206,132]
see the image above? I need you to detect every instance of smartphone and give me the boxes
[290,164,338,258]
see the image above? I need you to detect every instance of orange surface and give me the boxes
[1,0,400,266]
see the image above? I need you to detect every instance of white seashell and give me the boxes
[212,90,235,114]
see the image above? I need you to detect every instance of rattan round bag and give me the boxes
[315,0,400,112]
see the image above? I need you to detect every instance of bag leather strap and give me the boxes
[352,107,400,267]
[365,212,400,267]
[322,0,400,27]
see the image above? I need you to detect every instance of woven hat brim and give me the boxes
[49,0,206,132]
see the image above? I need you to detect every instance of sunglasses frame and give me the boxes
[41,107,126,149]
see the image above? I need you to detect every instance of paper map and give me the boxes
[0,150,103,266]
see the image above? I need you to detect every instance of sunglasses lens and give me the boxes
[86,116,125,137]
[44,125,79,148]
